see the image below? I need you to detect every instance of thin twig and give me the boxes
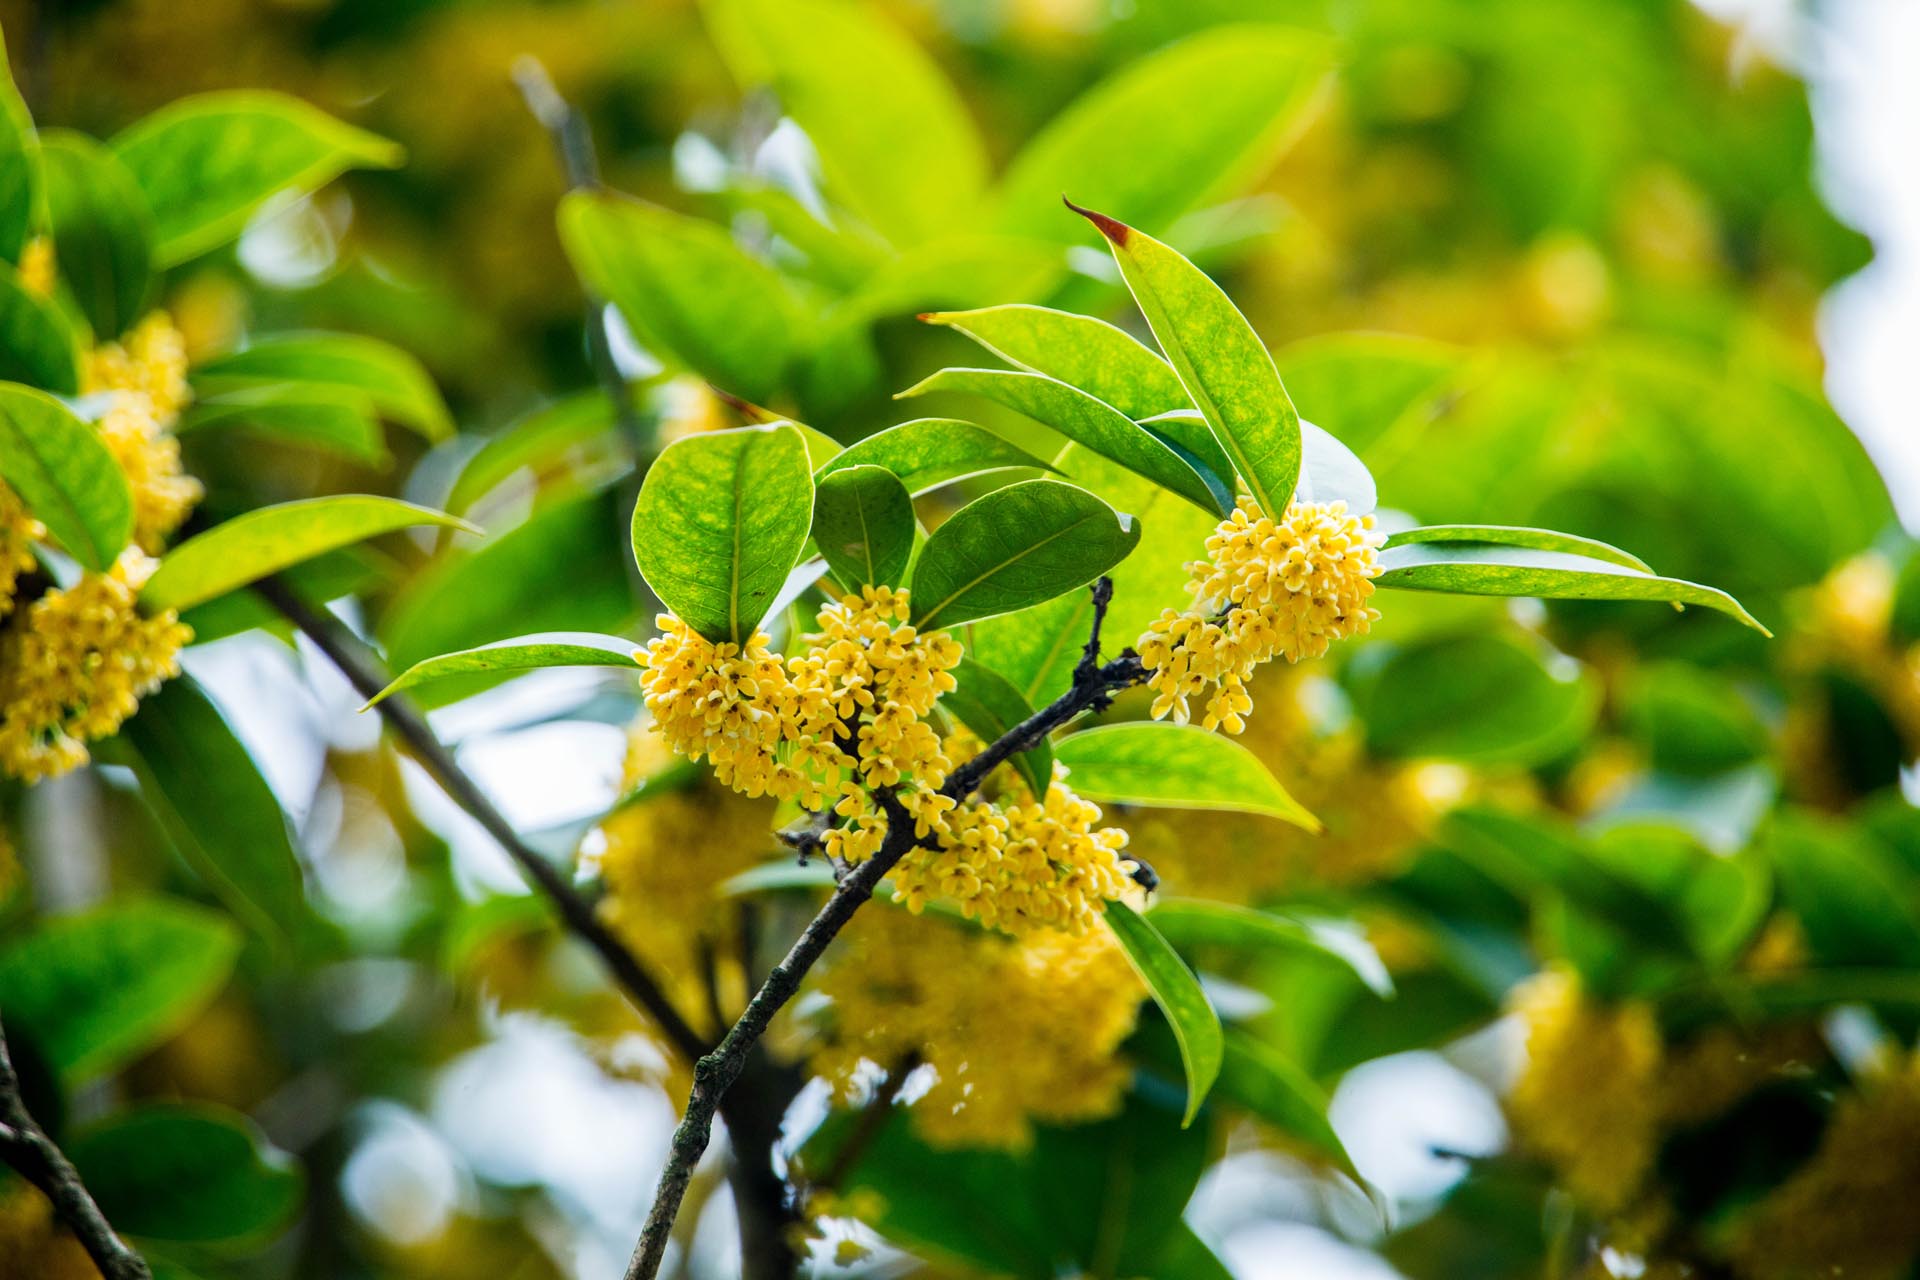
[0,1016,151,1280]
[623,580,1143,1280]
[253,577,708,1064]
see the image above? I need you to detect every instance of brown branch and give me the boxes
[253,577,709,1064]
[0,1016,151,1280]
[623,579,1144,1280]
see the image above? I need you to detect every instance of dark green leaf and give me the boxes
[1215,1027,1357,1177]
[0,32,36,262]
[70,1104,302,1244]
[1765,812,1920,969]
[1104,900,1221,1126]
[0,381,132,569]
[0,268,81,393]
[445,391,615,515]
[908,478,1139,631]
[193,331,452,442]
[112,91,402,265]
[366,640,641,709]
[1147,898,1392,996]
[38,131,154,339]
[1350,633,1599,766]
[922,303,1188,420]
[816,417,1055,495]
[178,385,387,466]
[1054,722,1317,829]
[943,656,1050,799]
[1622,663,1769,777]
[631,424,814,643]
[0,897,239,1082]
[812,464,915,590]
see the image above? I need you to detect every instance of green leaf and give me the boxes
[70,1104,303,1244]
[111,90,402,265]
[705,0,988,247]
[816,417,1055,495]
[0,381,132,569]
[365,639,641,710]
[1765,812,1920,969]
[921,303,1189,421]
[1275,332,1464,456]
[1374,542,1768,634]
[1384,524,1653,573]
[1073,204,1301,517]
[901,367,1226,516]
[908,478,1139,631]
[0,267,81,393]
[0,897,240,1082]
[812,464,915,591]
[0,32,37,263]
[38,131,155,339]
[995,26,1333,241]
[1214,1027,1357,1177]
[192,331,452,442]
[445,391,616,515]
[177,385,388,466]
[943,656,1050,799]
[1349,633,1599,767]
[1146,898,1393,997]
[1104,900,1221,1127]
[1297,421,1378,512]
[142,495,475,613]
[1054,722,1318,830]
[1659,970,1920,1035]
[1622,663,1769,778]
[631,424,814,643]
[118,674,311,949]
[558,191,804,404]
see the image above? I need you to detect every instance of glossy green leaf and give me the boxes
[813,464,915,590]
[1350,633,1600,766]
[631,424,814,643]
[119,674,311,948]
[1374,543,1768,633]
[816,417,1055,495]
[1105,900,1221,1127]
[112,90,402,264]
[446,391,616,515]
[0,268,81,393]
[0,381,132,569]
[70,1104,303,1244]
[0,32,36,262]
[1147,899,1393,997]
[1074,204,1301,517]
[706,0,988,247]
[1765,813,1920,969]
[996,27,1333,241]
[143,495,475,612]
[943,656,1050,799]
[1054,722,1318,830]
[1214,1027,1356,1177]
[558,191,804,404]
[1622,663,1769,777]
[901,367,1226,516]
[922,303,1189,421]
[0,897,240,1082]
[908,478,1139,631]
[1385,524,1653,573]
[193,331,453,442]
[178,385,387,465]
[365,640,641,709]
[38,131,155,339]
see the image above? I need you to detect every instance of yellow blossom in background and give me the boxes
[807,904,1142,1149]
[0,549,192,782]
[0,481,45,618]
[0,1183,97,1279]
[589,727,777,1034]
[1506,969,1661,1215]
[1141,498,1384,733]
[16,235,55,298]
[83,311,193,427]
[96,395,204,552]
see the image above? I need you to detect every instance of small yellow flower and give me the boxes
[16,236,56,299]
[0,481,46,619]
[83,311,193,429]
[96,395,203,552]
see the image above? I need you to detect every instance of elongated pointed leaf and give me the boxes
[1375,542,1768,634]
[813,464,915,590]
[0,381,132,569]
[39,131,155,339]
[70,1104,303,1244]
[1296,421,1377,513]
[1214,1028,1356,1177]
[632,424,814,643]
[1054,722,1318,830]
[0,897,240,1082]
[909,478,1139,631]
[0,33,37,263]
[923,304,1189,420]
[1072,203,1301,516]
[179,385,388,465]
[365,639,642,709]
[143,495,475,612]
[0,269,81,393]
[112,91,402,264]
[193,331,452,442]
[1147,899,1393,997]
[1384,524,1654,573]
[1105,900,1221,1127]
[1352,632,1600,767]
[903,367,1226,516]
[817,418,1053,497]
[944,656,1051,799]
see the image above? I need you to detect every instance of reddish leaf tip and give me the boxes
[1062,196,1130,246]
[709,385,776,424]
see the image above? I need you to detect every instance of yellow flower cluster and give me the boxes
[589,727,778,1034]
[97,395,203,552]
[807,904,1142,1149]
[84,310,194,428]
[0,550,192,782]
[0,481,46,618]
[1140,498,1384,733]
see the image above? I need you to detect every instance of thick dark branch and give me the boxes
[0,1016,150,1280]
[254,577,708,1064]
[624,579,1145,1280]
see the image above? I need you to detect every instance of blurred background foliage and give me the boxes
[3,0,1919,1277]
